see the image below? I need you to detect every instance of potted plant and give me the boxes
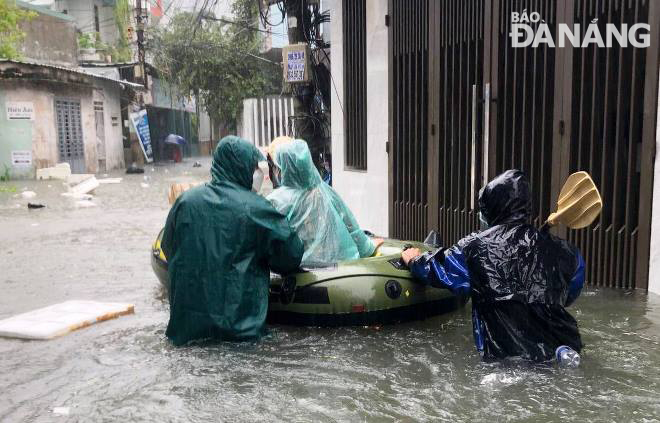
[78,32,96,53]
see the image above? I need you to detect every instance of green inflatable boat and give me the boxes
[151,231,463,326]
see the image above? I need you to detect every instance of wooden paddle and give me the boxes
[267,135,294,159]
[544,171,602,230]
[168,182,203,205]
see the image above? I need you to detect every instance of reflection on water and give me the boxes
[1,160,660,422]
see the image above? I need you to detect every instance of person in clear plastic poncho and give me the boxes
[267,139,382,266]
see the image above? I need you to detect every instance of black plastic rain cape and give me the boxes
[411,170,585,361]
[162,136,303,345]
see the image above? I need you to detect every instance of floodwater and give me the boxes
[1,159,660,422]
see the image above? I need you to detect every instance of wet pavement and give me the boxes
[1,159,660,422]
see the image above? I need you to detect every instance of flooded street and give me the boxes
[1,160,660,422]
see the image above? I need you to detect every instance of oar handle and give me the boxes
[541,212,560,232]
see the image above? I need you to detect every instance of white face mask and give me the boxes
[252,168,264,193]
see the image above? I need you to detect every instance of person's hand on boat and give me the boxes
[401,248,422,266]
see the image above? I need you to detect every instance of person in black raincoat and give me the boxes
[402,169,585,361]
[162,136,304,346]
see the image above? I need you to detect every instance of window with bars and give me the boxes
[94,5,100,33]
[342,0,367,170]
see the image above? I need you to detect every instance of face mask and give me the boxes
[252,168,264,193]
[478,211,489,230]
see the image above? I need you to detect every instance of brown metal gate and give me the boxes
[558,0,660,289]
[428,0,485,247]
[389,0,430,243]
[388,0,659,289]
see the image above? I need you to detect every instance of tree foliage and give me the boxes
[150,0,282,128]
[0,0,36,59]
[110,0,133,62]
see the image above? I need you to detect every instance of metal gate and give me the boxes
[388,0,659,289]
[389,0,430,242]
[428,0,485,247]
[55,99,85,174]
[558,0,660,289]
[487,0,559,230]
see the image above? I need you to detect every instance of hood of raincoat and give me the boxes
[267,139,375,266]
[211,136,265,189]
[478,169,531,226]
[161,136,303,345]
[274,140,322,190]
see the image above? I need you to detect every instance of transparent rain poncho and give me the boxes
[267,140,376,267]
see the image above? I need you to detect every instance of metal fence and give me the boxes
[388,0,659,289]
[239,96,296,148]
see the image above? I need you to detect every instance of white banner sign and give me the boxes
[286,51,306,82]
[6,102,35,120]
[11,150,32,167]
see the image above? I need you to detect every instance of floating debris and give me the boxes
[21,191,36,199]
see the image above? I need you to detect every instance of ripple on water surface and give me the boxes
[1,162,660,422]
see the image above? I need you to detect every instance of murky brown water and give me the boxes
[1,159,660,422]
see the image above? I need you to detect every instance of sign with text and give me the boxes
[129,109,154,163]
[6,102,34,120]
[283,44,311,83]
[287,51,306,82]
[11,150,32,167]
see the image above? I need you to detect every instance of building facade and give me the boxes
[330,0,390,237]
[0,3,141,177]
[330,0,660,292]
[0,60,140,176]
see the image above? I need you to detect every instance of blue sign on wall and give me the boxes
[130,109,153,163]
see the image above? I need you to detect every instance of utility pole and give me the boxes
[285,0,306,44]
[135,0,147,87]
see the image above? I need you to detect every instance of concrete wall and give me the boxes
[0,90,34,179]
[649,72,660,295]
[18,4,78,67]
[0,79,121,177]
[54,0,119,45]
[330,0,390,236]
[149,77,194,112]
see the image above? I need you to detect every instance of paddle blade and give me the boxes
[547,171,602,229]
[267,136,294,158]
[168,182,202,205]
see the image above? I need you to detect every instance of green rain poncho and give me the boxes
[162,136,303,346]
[267,139,375,266]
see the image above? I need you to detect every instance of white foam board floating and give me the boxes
[36,163,71,181]
[0,300,134,340]
[69,176,99,195]
[97,178,122,184]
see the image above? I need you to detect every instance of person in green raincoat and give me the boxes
[267,139,382,266]
[162,136,304,346]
